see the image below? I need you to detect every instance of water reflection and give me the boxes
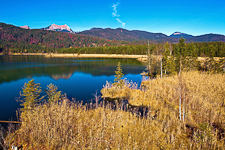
[0,55,145,121]
[0,55,144,84]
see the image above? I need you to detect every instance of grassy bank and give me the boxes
[102,71,225,124]
[101,71,225,148]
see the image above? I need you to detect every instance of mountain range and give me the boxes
[78,28,225,43]
[11,23,225,43]
[0,22,122,53]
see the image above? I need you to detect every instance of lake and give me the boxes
[0,55,145,122]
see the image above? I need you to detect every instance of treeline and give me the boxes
[57,39,225,75]
[58,44,147,55]
[58,41,225,57]
[146,38,225,76]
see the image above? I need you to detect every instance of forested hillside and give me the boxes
[78,28,175,42]
[0,23,122,53]
[186,34,225,43]
[78,28,225,43]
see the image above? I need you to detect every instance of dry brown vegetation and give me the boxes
[0,100,205,149]
[9,53,147,60]
[0,101,184,149]
[1,71,224,149]
[101,71,225,149]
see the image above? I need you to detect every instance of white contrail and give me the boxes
[116,18,125,27]
[112,2,125,27]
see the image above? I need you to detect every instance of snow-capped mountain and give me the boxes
[44,23,74,33]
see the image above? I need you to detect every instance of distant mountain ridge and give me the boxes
[78,28,176,42]
[78,28,225,43]
[90,28,103,31]
[186,34,225,43]
[4,22,225,43]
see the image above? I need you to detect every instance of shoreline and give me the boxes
[1,53,224,63]
[2,53,148,62]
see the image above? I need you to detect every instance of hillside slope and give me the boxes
[0,23,120,53]
[186,34,225,42]
[79,28,225,43]
[78,28,178,42]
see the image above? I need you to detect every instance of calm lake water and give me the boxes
[0,55,145,121]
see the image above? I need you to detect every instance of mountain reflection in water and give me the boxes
[0,55,145,121]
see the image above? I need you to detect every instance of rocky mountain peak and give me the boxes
[20,25,31,29]
[44,23,74,33]
[170,32,193,39]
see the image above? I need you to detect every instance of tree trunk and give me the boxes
[183,97,185,121]
[179,86,182,121]
[161,57,162,78]
[179,55,182,75]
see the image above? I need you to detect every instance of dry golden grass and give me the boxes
[198,57,225,62]
[133,71,225,126]
[101,71,225,149]
[45,53,146,58]
[7,53,148,62]
[102,72,225,123]
[5,100,191,149]
[6,97,224,149]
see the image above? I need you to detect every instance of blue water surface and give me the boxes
[0,55,145,122]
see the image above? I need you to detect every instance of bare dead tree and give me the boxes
[93,91,101,108]
[178,74,187,121]
[0,123,16,150]
[0,125,6,150]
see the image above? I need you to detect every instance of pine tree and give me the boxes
[113,62,124,88]
[146,41,152,75]
[20,79,43,111]
[186,42,198,71]
[163,42,176,75]
[45,83,62,103]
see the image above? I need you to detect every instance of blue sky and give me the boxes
[1,0,224,36]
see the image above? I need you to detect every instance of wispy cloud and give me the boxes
[112,2,125,27]
[112,2,120,17]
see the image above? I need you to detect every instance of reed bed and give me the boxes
[2,100,189,149]
[101,71,225,149]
